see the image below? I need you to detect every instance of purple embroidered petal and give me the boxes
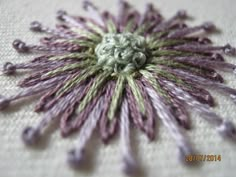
[146,86,195,162]
[120,98,139,175]
[68,95,105,168]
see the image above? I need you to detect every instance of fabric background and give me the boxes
[0,0,236,177]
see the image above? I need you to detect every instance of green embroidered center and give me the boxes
[95,33,147,73]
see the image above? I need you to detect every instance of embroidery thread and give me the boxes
[1,0,236,175]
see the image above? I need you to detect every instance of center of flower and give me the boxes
[95,33,147,73]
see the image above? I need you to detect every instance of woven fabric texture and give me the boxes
[0,0,236,177]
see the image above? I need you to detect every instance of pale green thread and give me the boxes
[123,19,135,33]
[151,58,207,81]
[107,19,117,33]
[49,52,95,60]
[86,21,105,36]
[151,58,199,72]
[43,60,95,77]
[134,22,153,35]
[152,49,208,58]
[108,75,126,120]
[126,75,146,115]
[77,71,111,113]
[147,31,169,43]
[140,69,170,101]
[67,38,98,47]
[95,33,147,73]
[148,39,186,49]
[56,66,99,96]
[145,64,192,89]
[71,28,101,42]
[151,50,193,57]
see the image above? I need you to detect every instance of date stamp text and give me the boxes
[185,155,221,162]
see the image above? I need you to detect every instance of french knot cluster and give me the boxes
[95,33,148,73]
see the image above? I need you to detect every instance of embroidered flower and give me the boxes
[1,0,236,175]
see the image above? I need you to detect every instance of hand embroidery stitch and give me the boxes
[1,0,236,175]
